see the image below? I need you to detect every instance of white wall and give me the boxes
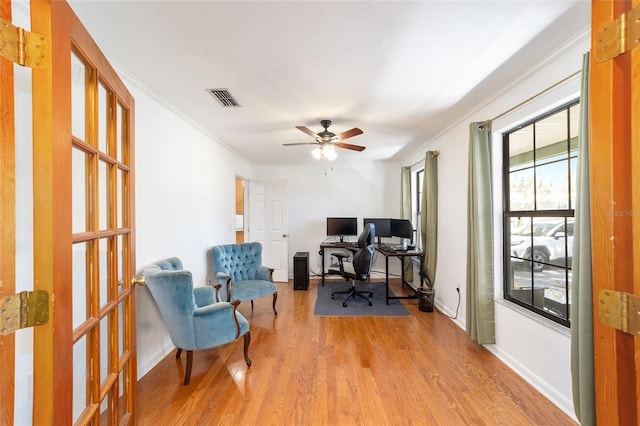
[252,162,402,279]
[127,72,254,377]
[400,28,590,420]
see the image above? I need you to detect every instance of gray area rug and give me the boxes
[314,281,410,317]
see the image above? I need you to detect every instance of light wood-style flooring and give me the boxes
[137,279,576,425]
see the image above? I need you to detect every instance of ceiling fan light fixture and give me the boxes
[324,145,338,161]
[311,147,322,160]
[311,144,338,161]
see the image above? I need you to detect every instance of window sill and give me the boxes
[495,298,571,338]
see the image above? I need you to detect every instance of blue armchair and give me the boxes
[206,242,278,315]
[136,257,251,385]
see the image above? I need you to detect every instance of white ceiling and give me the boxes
[67,0,590,165]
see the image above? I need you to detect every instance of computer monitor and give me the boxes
[326,217,358,242]
[391,219,414,242]
[363,218,391,244]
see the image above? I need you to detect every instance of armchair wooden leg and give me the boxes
[251,300,254,310]
[272,292,278,315]
[183,350,193,385]
[176,348,182,359]
[243,332,252,367]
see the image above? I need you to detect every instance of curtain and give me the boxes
[465,122,495,344]
[420,152,438,288]
[400,167,413,282]
[570,52,595,426]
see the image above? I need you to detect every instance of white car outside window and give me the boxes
[510,219,574,272]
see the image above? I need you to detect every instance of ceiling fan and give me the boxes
[283,120,365,160]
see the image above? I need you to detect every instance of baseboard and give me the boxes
[137,339,175,380]
[485,344,578,423]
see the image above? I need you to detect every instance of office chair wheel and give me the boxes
[343,302,348,307]
[368,301,372,306]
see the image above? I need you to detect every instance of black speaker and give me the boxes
[293,252,309,290]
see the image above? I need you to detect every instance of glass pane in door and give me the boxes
[72,242,88,330]
[99,160,108,231]
[72,336,88,423]
[99,237,108,308]
[72,147,87,233]
[71,53,86,140]
[98,82,108,153]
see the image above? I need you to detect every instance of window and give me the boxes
[503,100,579,326]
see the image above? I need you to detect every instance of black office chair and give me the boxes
[330,223,376,307]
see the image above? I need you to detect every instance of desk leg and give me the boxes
[321,248,325,286]
[385,254,390,305]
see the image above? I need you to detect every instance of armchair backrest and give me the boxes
[207,242,263,283]
[137,257,198,350]
[353,223,376,279]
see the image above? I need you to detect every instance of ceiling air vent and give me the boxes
[207,88,241,107]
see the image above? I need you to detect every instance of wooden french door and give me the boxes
[1,0,137,423]
[0,1,17,424]
[591,0,640,424]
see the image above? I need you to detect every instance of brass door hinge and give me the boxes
[0,17,48,68]
[598,289,640,336]
[0,291,49,335]
[595,4,640,63]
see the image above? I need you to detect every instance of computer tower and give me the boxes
[293,252,309,290]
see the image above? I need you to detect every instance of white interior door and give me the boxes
[248,180,289,282]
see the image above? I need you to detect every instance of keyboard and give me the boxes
[380,245,406,252]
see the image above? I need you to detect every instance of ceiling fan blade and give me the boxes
[296,126,319,139]
[335,142,366,152]
[336,127,363,141]
[283,142,318,146]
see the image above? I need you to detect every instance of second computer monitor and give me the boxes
[363,218,391,244]
[391,219,414,242]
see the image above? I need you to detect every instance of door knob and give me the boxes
[131,276,146,286]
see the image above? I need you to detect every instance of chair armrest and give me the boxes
[216,271,231,285]
[331,253,349,261]
[212,283,222,302]
[216,272,232,302]
[329,253,349,275]
[193,300,234,317]
[193,286,216,307]
[193,300,242,339]
[256,266,274,282]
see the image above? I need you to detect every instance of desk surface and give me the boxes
[321,241,422,256]
[320,241,358,249]
[376,245,422,257]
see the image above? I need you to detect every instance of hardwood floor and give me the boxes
[136,279,576,425]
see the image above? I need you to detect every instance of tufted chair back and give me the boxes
[210,242,263,283]
[206,242,278,315]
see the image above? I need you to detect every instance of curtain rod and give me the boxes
[407,69,581,168]
[407,151,439,168]
[488,69,582,124]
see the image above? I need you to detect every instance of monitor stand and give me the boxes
[339,235,344,243]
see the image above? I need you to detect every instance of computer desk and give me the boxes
[319,241,358,286]
[375,245,423,305]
